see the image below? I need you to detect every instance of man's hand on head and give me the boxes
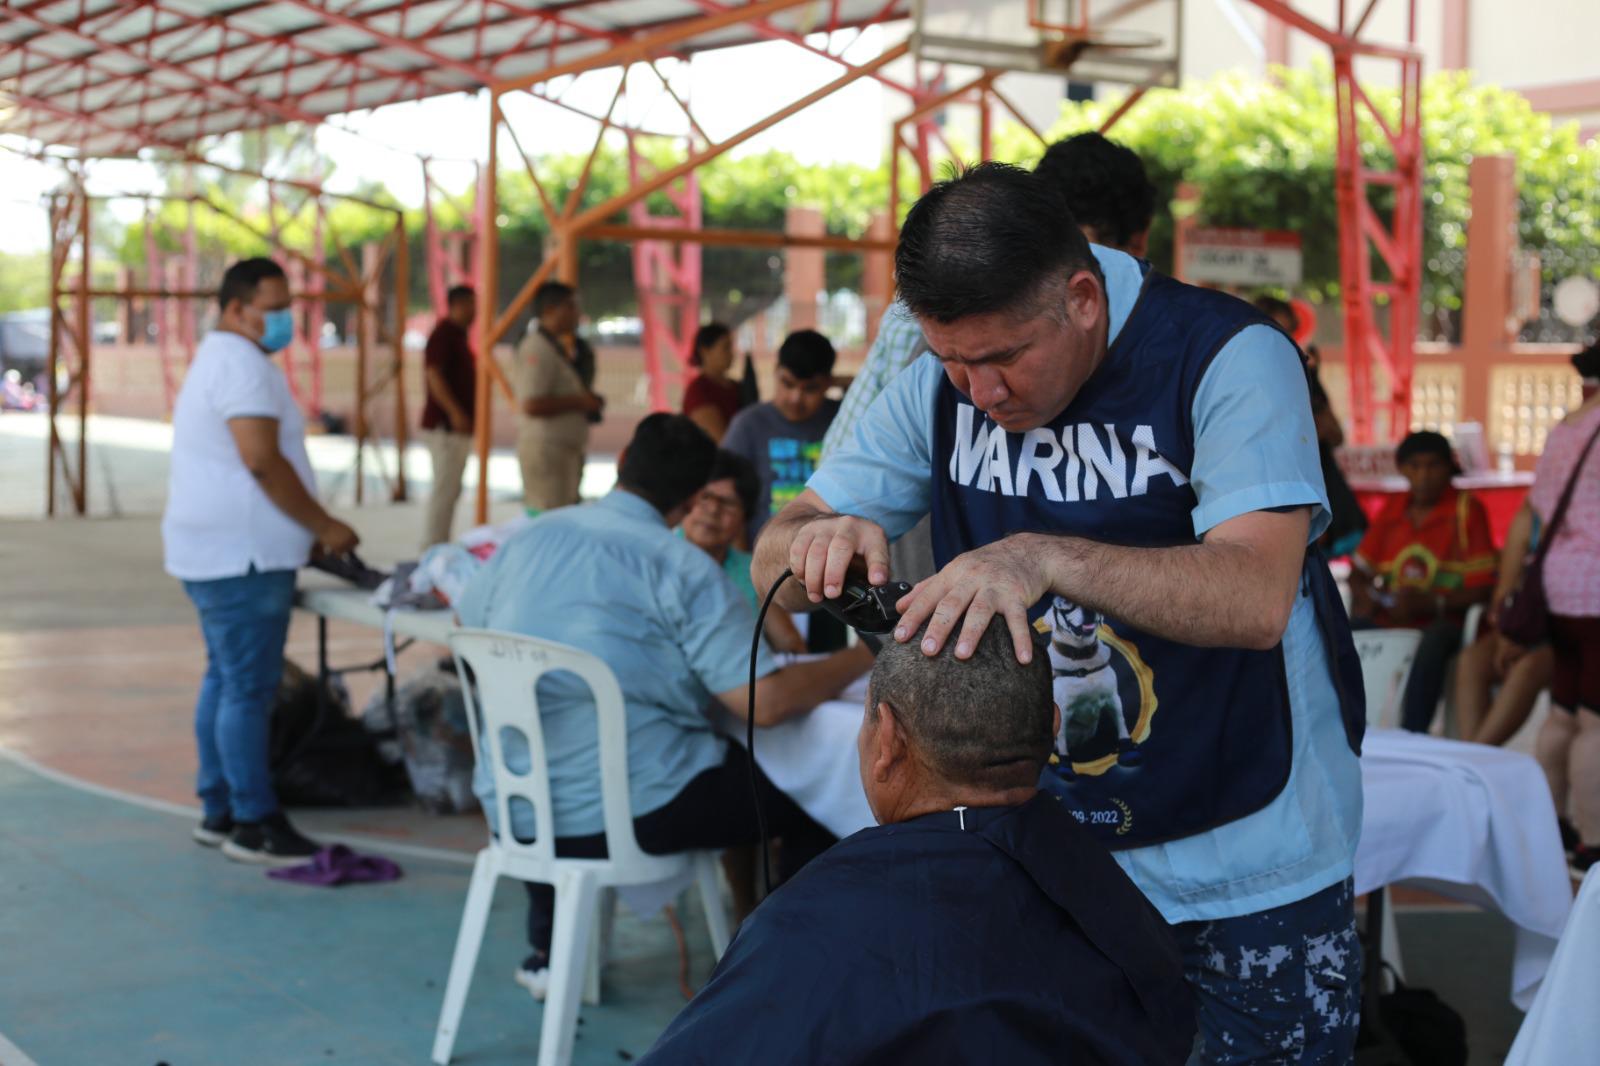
[893,533,1049,664]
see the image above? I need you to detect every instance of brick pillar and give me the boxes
[863,209,894,344]
[1459,155,1519,436]
[784,206,824,334]
[1169,183,1201,283]
[1441,0,1470,71]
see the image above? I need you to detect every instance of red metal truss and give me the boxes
[1243,0,1423,443]
[628,138,704,413]
[3,0,912,157]
[682,0,920,97]
[13,0,459,107]
[10,0,918,524]
[0,4,328,128]
[46,182,92,518]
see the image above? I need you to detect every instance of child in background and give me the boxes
[721,329,840,546]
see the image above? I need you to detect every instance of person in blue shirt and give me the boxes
[639,616,1195,1065]
[752,164,1365,1063]
[456,413,873,997]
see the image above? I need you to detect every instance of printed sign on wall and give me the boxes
[1182,228,1303,287]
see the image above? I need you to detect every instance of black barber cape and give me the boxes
[639,793,1195,1065]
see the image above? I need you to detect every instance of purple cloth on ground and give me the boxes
[266,844,403,887]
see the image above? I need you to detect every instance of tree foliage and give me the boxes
[996,65,1600,337]
[0,252,52,314]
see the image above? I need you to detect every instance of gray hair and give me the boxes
[866,618,1054,791]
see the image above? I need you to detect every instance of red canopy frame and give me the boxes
[5,0,1425,519]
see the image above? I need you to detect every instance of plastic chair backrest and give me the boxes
[450,628,657,871]
[1352,628,1424,727]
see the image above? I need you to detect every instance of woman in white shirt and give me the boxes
[162,258,359,866]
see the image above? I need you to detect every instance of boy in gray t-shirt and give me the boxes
[721,329,841,544]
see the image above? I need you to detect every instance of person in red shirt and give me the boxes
[420,285,477,548]
[682,322,743,443]
[1351,431,1498,732]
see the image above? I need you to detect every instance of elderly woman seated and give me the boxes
[680,449,807,654]
[638,617,1195,1065]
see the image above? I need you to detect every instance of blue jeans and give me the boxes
[183,568,296,822]
[1175,877,1361,1064]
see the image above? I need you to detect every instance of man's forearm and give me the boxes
[253,455,331,537]
[1042,533,1300,650]
[752,501,828,612]
[425,370,469,427]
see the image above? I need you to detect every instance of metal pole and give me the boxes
[46,193,61,517]
[888,129,903,296]
[557,231,579,285]
[393,214,410,502]
[474,92,502,525]
[76,186,91,515]
[355,294,369,506]
[979,86,993,160]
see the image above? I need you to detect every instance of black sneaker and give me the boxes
[193,812,234,848]
[1558,817,1581,856]
[1569,844,1600,881]
[222,812,319,868]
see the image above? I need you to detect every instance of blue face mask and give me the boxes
[259,308,295,353]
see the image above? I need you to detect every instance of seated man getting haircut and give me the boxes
[640,618,1195,1065]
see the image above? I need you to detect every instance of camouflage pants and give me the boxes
[1174,877,1361,1064]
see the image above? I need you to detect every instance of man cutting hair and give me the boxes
[753,164,1365,1062]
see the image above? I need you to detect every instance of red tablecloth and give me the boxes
[1348,474,1533,549]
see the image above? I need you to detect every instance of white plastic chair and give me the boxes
[431,629,732,1066]
[1352,628,1423,729]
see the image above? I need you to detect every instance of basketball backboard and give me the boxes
[911,0,1182,88]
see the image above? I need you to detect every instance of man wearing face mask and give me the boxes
[163,257,360,866]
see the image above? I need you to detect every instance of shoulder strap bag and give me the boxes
[1498,416,1600,646]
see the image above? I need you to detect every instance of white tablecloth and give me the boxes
[295,583,457,645]
[723,666,877,841]
[1505,866,1600,1063]
[1358,729,1572,1008]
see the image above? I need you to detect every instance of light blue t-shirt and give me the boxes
[457,490,777,839]
[808,246,1362,924]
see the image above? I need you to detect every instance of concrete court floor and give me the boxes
[0,508,718,1066]
[0,415,1535,1065]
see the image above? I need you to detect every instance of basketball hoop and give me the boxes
[1039,28,1167,73]
[912,0,1181,87]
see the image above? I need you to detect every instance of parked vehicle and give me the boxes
[0,309,50,384]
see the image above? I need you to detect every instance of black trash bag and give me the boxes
[1356,965,1468,1066]
[270,660,410,808]
[362,661,479,815]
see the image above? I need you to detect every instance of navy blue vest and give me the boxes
[931,269,1305,849]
